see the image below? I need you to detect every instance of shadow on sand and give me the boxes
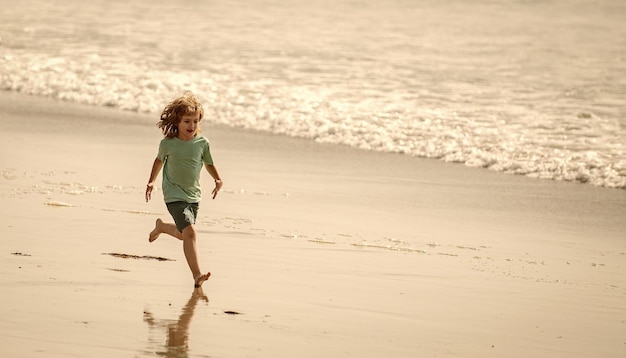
[143,287,209,357]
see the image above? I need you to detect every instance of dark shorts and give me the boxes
[166,201,199,233]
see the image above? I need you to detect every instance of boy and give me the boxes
[145,92,222,288]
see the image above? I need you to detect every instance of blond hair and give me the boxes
[158,91,205,138]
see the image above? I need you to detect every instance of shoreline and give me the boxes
[1,91,625,357]
[3,90,625,193]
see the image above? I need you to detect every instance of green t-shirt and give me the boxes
[158,135,214,203]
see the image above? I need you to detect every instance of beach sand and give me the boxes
[1,91,625,357]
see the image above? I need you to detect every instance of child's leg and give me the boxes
[149,218,183,242]
[181,224,210,287]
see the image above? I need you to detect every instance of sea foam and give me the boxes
[1,50,625,189]
[0,51,626,188]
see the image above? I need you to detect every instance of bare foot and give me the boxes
[194,272,211,288]
[149,218,163,242]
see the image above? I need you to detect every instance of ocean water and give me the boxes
[1,0,625,189]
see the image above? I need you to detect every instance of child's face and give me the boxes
[177,112,201,141]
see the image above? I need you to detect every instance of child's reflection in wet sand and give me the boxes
[143,287,208,357]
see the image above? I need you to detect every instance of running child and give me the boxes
[145,91,223,288]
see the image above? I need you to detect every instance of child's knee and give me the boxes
[181,225,196,239]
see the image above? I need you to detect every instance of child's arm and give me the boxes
[146,158,164,202]
[204,163,223,199]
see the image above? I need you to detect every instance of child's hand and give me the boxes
[145,183,154,202]
[212,179,223,199]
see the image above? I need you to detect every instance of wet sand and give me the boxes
[1,92,625,357]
